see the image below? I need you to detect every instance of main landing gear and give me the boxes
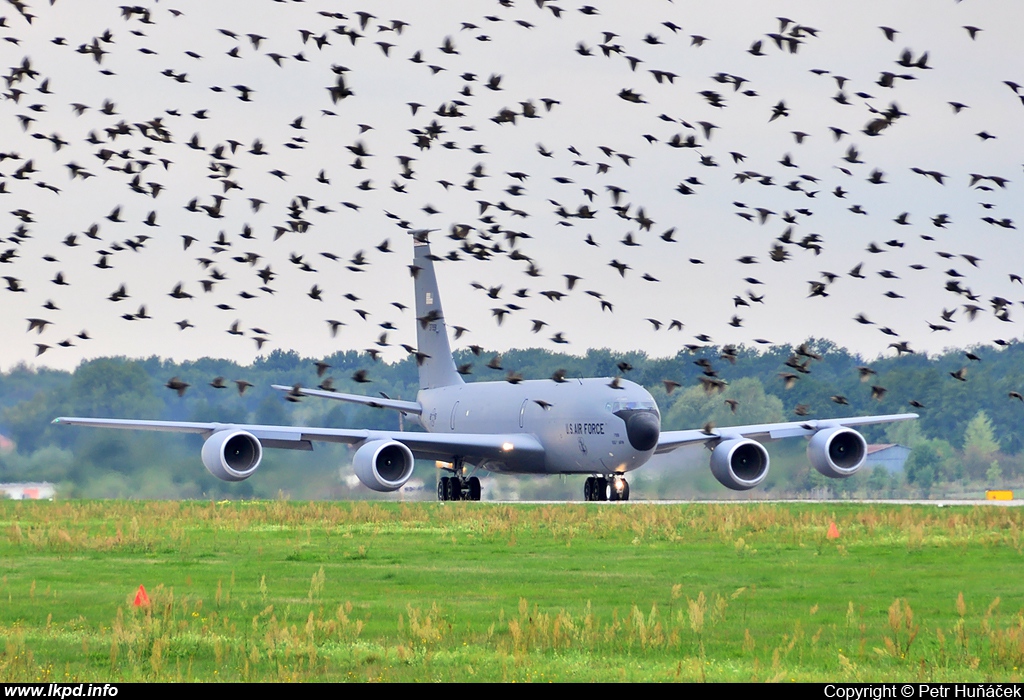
[437,459,482,501]
[584,475,630,502]
[437,475,481,501]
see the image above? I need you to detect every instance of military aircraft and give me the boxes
[55,241,916,501]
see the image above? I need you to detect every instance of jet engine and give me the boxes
[353,439,415,492]
[710,438,770,490]
[807,427,867,478]
[201,430,262,481]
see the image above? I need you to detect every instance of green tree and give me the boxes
[255,395,289,426]
[0,445,75,482]
[69,358,162,418]
[662,377,783,432]
[986,460,1003,486]
[905,442,939,495]
[1,392,60,453]
[963,411,999,479]
[934,439,964,482]
[904,439,963,494]
[867,465,896,496]
[885,419,925,448]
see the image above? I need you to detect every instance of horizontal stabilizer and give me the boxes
[270,385,422,414]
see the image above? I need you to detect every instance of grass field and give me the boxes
[0,500,1022,682]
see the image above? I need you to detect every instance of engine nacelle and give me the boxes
[710,438,770,490]
[808,427,867,478]
[201,430,262,481]
[353,439,415,492]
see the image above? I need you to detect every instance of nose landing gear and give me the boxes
[584,475,629,501]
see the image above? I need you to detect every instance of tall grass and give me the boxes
[0,501,1021,681]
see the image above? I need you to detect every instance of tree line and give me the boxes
[1,338,1022,499]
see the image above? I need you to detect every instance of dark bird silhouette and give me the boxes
[165,377,190,397]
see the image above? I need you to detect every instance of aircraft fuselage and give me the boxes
[414,376,659,475]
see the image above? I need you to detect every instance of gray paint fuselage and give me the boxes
[414,376,658,475]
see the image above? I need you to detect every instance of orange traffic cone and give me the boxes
[133,585,150,607]
[826,521,840,540]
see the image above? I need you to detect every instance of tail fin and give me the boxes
[413,243,464,389]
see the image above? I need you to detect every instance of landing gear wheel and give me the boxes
[596,477,608,502]
[446,477,459,501]
[438,476,449,501]
[584,477,594,501]
[621,480,630,502]
[468,476,481,501]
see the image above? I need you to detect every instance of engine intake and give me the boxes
[710,438,770,490]
[202,430,262,481]
[353,439,415,492]
[807,427,867,478]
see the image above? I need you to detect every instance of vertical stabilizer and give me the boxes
[413,243,464,389]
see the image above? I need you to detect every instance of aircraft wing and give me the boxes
[270,385,422,414]
[654,412,918,454]
[51,417,542,462]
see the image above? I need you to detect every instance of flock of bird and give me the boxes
[1,0,1023,415]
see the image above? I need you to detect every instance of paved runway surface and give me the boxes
[503,499,1024,507]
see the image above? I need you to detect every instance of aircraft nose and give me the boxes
[616,410,660,452]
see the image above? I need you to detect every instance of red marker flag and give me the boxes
[133,585,150,607]
[826,521,840,540]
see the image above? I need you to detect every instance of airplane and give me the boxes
[54,240,916,502]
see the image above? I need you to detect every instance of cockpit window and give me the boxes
[607,399,658,413]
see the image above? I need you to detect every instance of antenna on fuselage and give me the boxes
[413,242,464,389]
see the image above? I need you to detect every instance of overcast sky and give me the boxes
[1,0,1022,372]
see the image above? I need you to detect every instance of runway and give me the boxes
[499,499,1024,507]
